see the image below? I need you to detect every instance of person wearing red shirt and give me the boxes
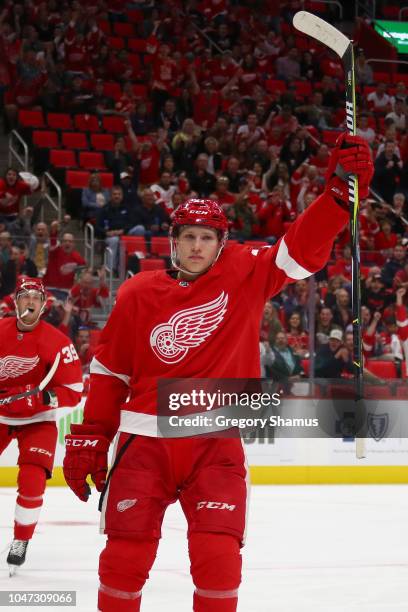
[191,79,220,129]
[43,222,86,299]
[210,176,236,219]
[374,219,398,253]
[309,144,331,177]
[151,44,179,118]
[0,277,82,574]
[63,135,373,612]
[0,168,39,223]
[208,51,238,90]
[286,311,309,358]
[74,326,95,374]
[257,188,294,242]
[69,268,109,325]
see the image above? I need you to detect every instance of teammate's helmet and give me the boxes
[15,277,45,300]
[171,199,228,232]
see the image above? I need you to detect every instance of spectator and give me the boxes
[151,172,177,214]
[188,154,216,197]
[96,186,142,273]
[393,261,408,291]
[74,326,94,374]
[0,168,39,227]
[70,268,109,325]
[268,331,302,389]
[315,329,351,378]
[286,311,309,358]
[260,300,283,346]
[385,99,407,133]
[367,82,392,115]
[156,98,182,135]
[372,141,404,203]
[362,273,393,311]
[257,188,293,243]
[28,222,50,276]
[355,49,374,85]
[210,176,236,217]
[81,174,111,224]
[43,223,86,300]
[356,114,376,145]
[331,288,352,330]
[382,244,407,287]
[315,306,343,347]
[276,48,301,81]
[118,168,141,210]
[203,137,223,175]
[130,188,170,237]
[0,231,12,266]
[259,341,275,378]
[172,118,202,173]
[374,219,398,254]
[90,79,114,117]
[0,243,37,298]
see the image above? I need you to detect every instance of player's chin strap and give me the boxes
[169,228,229,277]
[13,299,46,329]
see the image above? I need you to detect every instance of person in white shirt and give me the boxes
[150,171,177,213]
[356,114,376,145]
[385,99,407,132]
[367,82,392,114]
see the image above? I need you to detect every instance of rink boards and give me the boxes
[0,401,407,485]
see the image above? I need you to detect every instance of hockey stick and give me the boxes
[293,12,366,458]
[0,352,61,406]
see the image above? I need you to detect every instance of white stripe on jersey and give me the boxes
[91,358,130,385]
[276,238,312,280]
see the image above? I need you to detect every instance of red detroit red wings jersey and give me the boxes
[84,193,348,440]
[0,318,83,425]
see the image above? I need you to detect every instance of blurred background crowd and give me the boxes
[0,0,407,388]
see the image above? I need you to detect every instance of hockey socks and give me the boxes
[189,532,241,612]
[14,464,46,541]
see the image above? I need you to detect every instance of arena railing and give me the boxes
[42,172,62,222]
[366,57,408,77]
[399,7,408,20]
[8,130,28,172]
[84,222,95,272]
[103,246,114,312]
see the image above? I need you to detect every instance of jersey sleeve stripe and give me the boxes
[90,357,130,385]
[62,382,84,392]
[275,237,312,280]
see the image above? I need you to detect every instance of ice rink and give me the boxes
[1,485,408,611]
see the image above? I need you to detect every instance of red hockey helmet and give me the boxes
[171,199,228,232]
[15,276,45,300]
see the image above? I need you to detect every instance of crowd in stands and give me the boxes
[0,0,408,386]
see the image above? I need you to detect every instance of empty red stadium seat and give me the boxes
[103,82,122,100]
[74,114,101,132]
[79,152,106,170]
[394,73,408,86]
[47,113,73,130]
[132,84,148,98]
[99,173,114,188]
[97,19,111,35]
[126,9,144,23]
[113,22,134,37]
[66,170,91,189]
[366,360,397,379]
[128,53,141,73]
[128,39,147,53]
[50,149,77,168]
[140,258,166,272]
[18,109,45,128]
[32,130,59,148]
[102,116,126,134]
[108,36,125,50]
[294,80,312,98]
[150,236,171,257]
[62,132,88,150]
[373,71,392,84]
[91,133,115,151]
[121,235,148,256]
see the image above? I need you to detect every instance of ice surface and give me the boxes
[1,485,408,611]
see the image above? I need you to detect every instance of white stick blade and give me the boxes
[293,11,350,58]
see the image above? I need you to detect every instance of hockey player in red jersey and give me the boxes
[0,277,83,574]
[63,134,373,611]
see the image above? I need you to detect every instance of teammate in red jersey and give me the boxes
[0,277,83,575]
[63,134,373,611]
